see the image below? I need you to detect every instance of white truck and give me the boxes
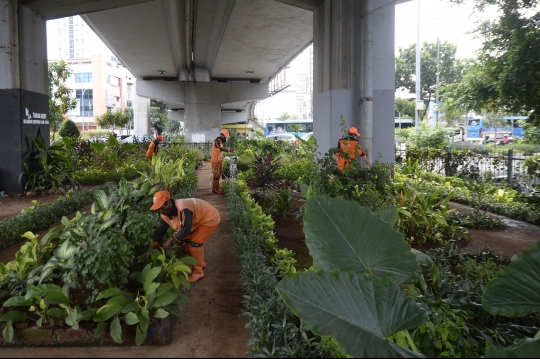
[448,126,484,144]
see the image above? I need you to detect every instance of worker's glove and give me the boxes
[162,236,177,249]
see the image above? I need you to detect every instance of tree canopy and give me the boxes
[395,41,470,102]
[48,61,77,140]
[150,100,169,134]
[443,0,540,125]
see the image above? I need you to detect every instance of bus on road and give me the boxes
[264,120,313,137]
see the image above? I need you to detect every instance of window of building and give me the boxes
[75,73,92,83]
[106,75,119,86]
[127,84,133,96]
[75,89,93,116]
[127,100,132,107]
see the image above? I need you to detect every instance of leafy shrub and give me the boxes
[0,186,105,252]
[223,182,331,357]
[58,119,80,140]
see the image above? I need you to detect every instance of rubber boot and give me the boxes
[187,246,205,283]
[213,179,224,195]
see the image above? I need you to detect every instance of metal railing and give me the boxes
[396,146,539,190]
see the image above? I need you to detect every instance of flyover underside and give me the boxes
[1,0,400,194]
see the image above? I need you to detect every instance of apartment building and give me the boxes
[47,16,150,135]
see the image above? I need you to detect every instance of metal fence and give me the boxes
[396,146,539,190]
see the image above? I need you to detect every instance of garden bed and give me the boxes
[0,316,172,347]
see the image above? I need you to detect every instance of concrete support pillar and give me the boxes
[184,102,222,142]
[313,0,395,165]
[134,96,151,136]
[136,81,268,142]
[0,1,48,195]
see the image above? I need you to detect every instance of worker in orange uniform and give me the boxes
[335,127,372,171]
[145,191,220,283]
[146,135,165,161]
[211,129,233,194]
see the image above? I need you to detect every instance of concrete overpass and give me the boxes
[1,0,408,194]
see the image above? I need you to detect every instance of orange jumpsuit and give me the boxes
[335,136,367,171]
[211,136,228,179]
[154,198,220,282]
[146,140,160,160]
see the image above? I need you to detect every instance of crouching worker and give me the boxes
[144,191,220,283]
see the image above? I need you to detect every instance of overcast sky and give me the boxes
[395,0,500,59]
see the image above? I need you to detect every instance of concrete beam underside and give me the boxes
[137,81,269,141]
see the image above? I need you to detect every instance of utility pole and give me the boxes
[436,36,440,124]
[415,0,421,133]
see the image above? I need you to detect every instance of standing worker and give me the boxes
[146,135,165,161]
[144,191,220,283]
[211,129,233,195]
[335,127,372,171]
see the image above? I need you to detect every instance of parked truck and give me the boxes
[448,126,483,143]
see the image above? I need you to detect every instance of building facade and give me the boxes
[47,16,150,136]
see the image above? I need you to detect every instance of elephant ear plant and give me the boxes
[276,195,428,358]
[481,242,540,357]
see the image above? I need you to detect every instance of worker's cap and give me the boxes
[348,127,361,136]
[156,135,165,141]
[220,129,230,138]
[150,190,171,210]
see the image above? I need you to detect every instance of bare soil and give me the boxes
[271,199,540,265]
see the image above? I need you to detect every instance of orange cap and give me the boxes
[348,127,361,136]
[150,190,171,210]
[220,129,230,138]
[156,135,165,141]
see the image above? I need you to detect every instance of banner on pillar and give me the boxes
[22,107,49,125]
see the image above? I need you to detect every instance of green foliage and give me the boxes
[444,1,540,126]
[301,148,394,212]
[408,124,451,149]
[251,151,282,188]
[95,111,130,132]
[396,41,470,119]
[277,195,427,357]
[0,186,102,253]
[396,182,468,245]
[150,100,169,133]
[89,249,190,345]
[58,119,80,140]
[19,128,77,192]
[223,182,330,357]
[446,210,506,230]
[271,186,293,218]
[395,98,415,119]
[48,60,78,140]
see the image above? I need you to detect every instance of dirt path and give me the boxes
[449,202,540,258]
[0,163,251,357]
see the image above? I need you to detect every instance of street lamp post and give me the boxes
[81,88,87,135]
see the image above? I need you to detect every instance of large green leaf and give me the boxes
[483,242,540,317]
[277,270,427,358]
[304,195,421,282]
[0,310,27,322]
[153,292,177,308]
[93,190,110,212]
[485,337,540,358]
[54,240,78,261]
[3,296,32,307]
[110,317,122,344]
[25,284,63,300]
